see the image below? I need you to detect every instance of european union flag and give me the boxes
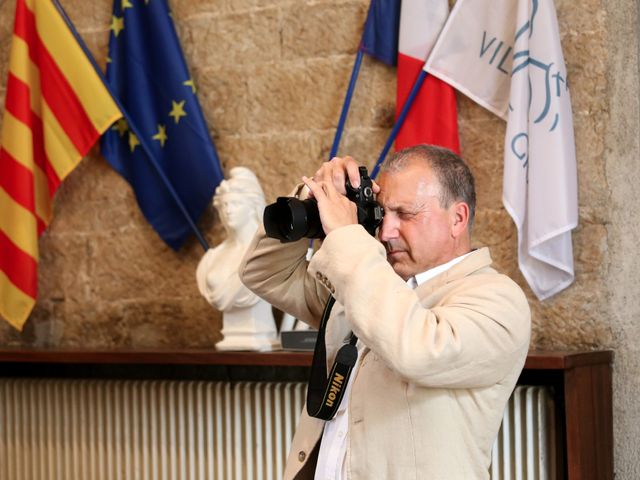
[101,0,223,250]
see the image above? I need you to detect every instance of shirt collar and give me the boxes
[408,251,474,288]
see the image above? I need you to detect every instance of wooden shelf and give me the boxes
[524,350,613,370]
[0,348,612,370]
[0,347,313,367]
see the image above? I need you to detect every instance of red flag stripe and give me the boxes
[0,229,37,298]
[0,149,47,235]
[396,52,460,153]
[0,148,35,210]
[4,73,61,197]
[13,0,100,156]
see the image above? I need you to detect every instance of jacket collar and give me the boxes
[327,247,493,351]
[414,247,493,296]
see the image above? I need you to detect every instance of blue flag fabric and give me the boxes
[101,0,223,250]
[360,0,401,66]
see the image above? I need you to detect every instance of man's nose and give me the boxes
[379,215,398,242]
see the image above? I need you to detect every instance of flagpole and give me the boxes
[52,0,210,252]
[370,70,428,179]
[329,48,364,159]
[309,40,366,256]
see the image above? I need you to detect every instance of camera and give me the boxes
[263,166,384,242]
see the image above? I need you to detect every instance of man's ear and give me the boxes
[450,201,470,238]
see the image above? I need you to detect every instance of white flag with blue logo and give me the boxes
[426,0,578,300]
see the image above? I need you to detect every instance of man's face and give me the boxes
[377,160,459,280]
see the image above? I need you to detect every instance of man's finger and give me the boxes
[344,158,361,188]
[316,156,374,192]
[313,164,329,183]
[302,176,326,201]
[331,169,346,193]
[323,178,342,199]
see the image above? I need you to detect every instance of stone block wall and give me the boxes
[0,0,639,476]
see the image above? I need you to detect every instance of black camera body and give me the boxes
[263,166,384,242]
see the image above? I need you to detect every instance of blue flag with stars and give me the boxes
[101,0,223,250]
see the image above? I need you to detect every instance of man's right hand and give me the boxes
[307,156,380,198]
[300,156,381,236]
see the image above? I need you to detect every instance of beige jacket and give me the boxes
[240,223,531,480]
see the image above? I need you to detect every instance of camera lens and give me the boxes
[263,197,324,242]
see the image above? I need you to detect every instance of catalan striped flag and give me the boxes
[0,0,122,330]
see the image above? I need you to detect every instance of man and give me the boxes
[240,145,531,479]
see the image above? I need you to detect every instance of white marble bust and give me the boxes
[196,167,277,351]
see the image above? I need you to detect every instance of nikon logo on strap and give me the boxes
[306,295,359,421]
[325,372,345,407]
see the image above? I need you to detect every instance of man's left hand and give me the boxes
[302,175,358,235]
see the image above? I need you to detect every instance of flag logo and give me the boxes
[426,0,578,299]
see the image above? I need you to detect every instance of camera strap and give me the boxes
[306,295,359,421]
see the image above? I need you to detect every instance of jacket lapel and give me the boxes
[414,247,493,297]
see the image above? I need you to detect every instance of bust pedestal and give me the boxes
[216,299,279,351]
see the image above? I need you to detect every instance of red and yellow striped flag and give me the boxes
[0,0,122,330]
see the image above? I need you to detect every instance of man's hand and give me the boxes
[302,157,380,235]
[307,156,380,196]
[302,175,358,235]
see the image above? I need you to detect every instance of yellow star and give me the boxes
[128,132,140,152]
[106,56,112,64]
[183,78,196,94]
[152,124,168,147]
[169,100,187,124]
[112,118,128,137]
[110,16,124,37]
[122,0,133,9]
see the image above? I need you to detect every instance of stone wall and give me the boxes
[0,0,638,476]
[602,0,640,477]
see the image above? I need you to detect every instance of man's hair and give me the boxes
[381,144,476,229]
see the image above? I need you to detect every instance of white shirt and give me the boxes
[314,252,472,480]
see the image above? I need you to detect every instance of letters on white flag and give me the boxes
[425,0,578,300]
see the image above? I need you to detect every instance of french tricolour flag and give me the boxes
[395,0,459,153]
[359,0,459,154]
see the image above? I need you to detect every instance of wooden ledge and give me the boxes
[524,350,613,370]
[0,348,313,367]
[0,348,612,369]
